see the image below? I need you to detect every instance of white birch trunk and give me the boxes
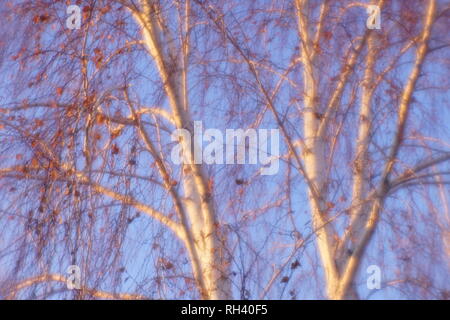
[295,0,339,298]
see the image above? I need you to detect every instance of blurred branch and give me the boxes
[6,274,147,300]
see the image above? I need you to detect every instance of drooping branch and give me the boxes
[6,274,147,300]
[0,165,184,241]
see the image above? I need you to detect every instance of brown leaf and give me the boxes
[96,113,105,124]
[110,128,122,139]
[38,14,51,23]
[31,158,39,167]
[111,144,120,155]
[159,258,174,270]
[100,5,112,15]
[322,30,332,41]
[89,129,101,141]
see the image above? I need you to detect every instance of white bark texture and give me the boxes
[295,0,436,299]
[131,0,231,299]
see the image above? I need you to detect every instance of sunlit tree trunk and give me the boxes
[131,0,231,299]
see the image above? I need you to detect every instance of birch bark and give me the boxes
[131,0,232,299]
